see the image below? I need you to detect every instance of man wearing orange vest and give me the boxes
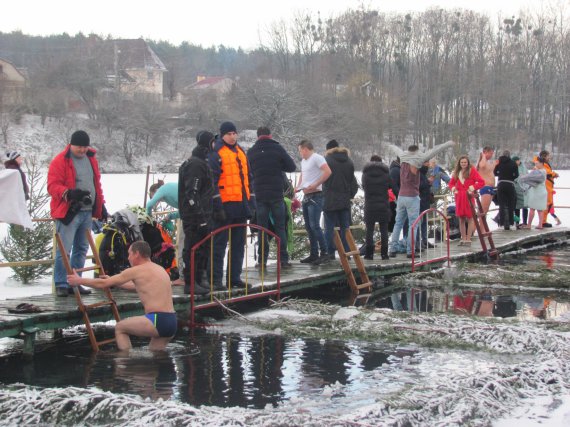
[209,121,255,289]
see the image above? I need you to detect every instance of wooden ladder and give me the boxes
[55,229,121,351]
[334,228,373,295]
[468,193,499,259]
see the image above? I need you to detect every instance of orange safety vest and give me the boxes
[217,144,251,203]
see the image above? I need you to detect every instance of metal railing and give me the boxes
[189,223,281,327]
[410,208,451,272]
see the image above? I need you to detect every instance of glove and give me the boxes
[67,189,90,201]
[212,209,226,223]
[101,204,109,222]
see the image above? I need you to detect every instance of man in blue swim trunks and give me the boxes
[477,146,497,215]
[68,240,176,351]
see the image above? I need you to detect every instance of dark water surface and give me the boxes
[0,331,393,408]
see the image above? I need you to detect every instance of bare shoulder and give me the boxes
[141,261,171,281]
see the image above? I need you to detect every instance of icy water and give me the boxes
[372,248,570,320]
[0,331,392,409]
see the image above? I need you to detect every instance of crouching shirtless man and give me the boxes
[67,240,176,351]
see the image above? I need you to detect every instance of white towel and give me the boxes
[0,169,34,229]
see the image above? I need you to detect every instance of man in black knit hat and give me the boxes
[179,131,216,295]
[48,130,108,297]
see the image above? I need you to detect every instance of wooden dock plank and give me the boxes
[0,227,568,342]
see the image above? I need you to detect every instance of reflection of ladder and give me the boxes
[468,193,499,259]
[334,229,372,295]
[55,230,121,351]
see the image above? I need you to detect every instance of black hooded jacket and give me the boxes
[178,146,214,225]
[494,156,519,182]
[323,147,358,212]
[362,161,392,221]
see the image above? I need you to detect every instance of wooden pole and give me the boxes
[143,165,151,207]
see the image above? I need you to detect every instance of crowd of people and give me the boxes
[1,125,562,350]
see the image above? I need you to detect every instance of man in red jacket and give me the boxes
[47,130,107,297]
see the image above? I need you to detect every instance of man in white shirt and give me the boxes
[295,140,332,264]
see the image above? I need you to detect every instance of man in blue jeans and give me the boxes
[247,127,296,268]
[47,130,107,297]
[296,140,331,264]
[388,141,456,258]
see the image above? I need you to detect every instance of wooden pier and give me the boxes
[1,227,568,355]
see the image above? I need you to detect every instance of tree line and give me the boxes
[1,5,570,168]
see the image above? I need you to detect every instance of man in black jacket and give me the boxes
[179,131,216,295]
[362,155,392,260]
[494,150,519,230]
[319,139,358,264]
[247,127,297,267]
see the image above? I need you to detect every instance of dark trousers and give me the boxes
[256,199,289,264]
[324,208,351,255]
[182,221,210,286]
[365,219,389,258]
[497,182,516,227]
[212,216,247,285]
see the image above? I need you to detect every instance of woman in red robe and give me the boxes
[448,156,485,245]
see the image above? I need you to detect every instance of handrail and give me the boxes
[189,223,281,327]
[410,207,451,272]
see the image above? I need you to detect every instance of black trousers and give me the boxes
[365,218,389,258]
[182,221,210,286]
[497,182,516,228]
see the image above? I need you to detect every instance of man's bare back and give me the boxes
[117,261,174,314]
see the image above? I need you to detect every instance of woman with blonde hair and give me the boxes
[448,156,485,245]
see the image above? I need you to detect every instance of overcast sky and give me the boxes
[0,0,555,49]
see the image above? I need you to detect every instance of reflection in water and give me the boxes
[0,332,392,409]
[374,287,570,321]
[99,350,177,401]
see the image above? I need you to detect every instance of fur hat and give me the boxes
[70,130,90,146]
[5,151,21,161]
[196,130,215,149]
[326,139,339,150]
[219,121,237,136]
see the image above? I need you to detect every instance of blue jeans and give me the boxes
[389,196,420,255]
[302,193,326,256]
[324,209,351,255]
[212,216,247,285]
[54,210,93,288]
[256,199,289,264]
